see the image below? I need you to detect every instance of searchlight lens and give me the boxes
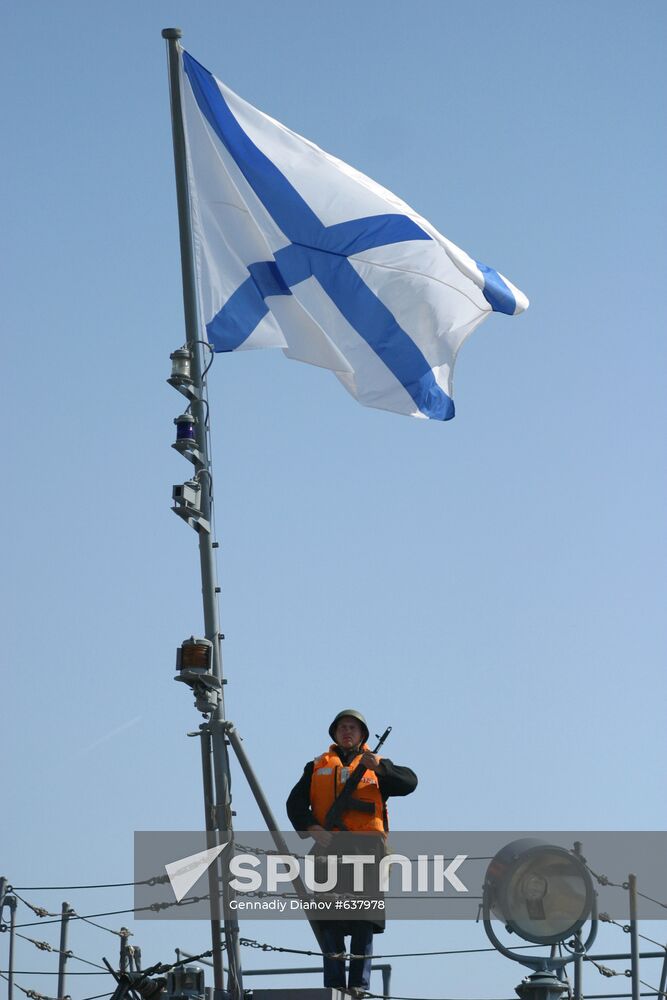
[485,838,594,944]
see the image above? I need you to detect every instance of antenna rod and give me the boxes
[161,27,243,1000]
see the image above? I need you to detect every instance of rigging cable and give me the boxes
[585,865,667,912]
[0,972,103,977]
[11,878,167,892]
[599,914,667,952]
[1,970,64,1000]
[14,931,108,971]
[11,896,59,919]
[9,851,495,890]
[639,980,665,999]
[236,935,545,960]
[13,892,208,930]
[637,892,667,911]
[74,916,131,939]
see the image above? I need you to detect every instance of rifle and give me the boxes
[323,726,392,832]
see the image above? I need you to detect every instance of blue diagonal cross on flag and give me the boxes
[180,50,528,420]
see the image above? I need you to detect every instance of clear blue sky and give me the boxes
[2,2,666,998]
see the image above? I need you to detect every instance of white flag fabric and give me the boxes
[179,49,528,420]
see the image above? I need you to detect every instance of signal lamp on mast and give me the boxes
[176,637,213,672]
[175,638,220,715]
[168,346,193,386]
[173,412,197,448]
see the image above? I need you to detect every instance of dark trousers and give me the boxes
[320,921,373,989]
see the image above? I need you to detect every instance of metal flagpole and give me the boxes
[161,27,244,1000]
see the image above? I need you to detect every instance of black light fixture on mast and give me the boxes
[483,839,597,1000]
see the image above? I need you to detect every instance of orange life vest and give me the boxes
[310,744,387,834]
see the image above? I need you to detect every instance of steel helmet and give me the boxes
[328,709,369,744]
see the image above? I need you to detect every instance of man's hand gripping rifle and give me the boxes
[323,726,392,832]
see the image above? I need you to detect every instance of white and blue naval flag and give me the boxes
[180,50,528,420]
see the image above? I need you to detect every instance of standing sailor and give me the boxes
[287,709,417,996]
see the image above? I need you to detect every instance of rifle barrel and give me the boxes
[373,726,392,753]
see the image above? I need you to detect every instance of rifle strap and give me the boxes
[344,796,376,814]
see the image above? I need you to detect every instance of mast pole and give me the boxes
[56,902,71,1000]
[161,27,243,1000]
